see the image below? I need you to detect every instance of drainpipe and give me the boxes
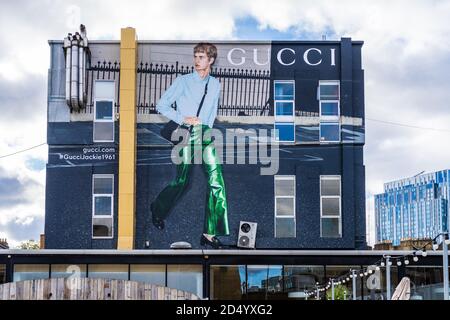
[63,34,72,108]
[78,25,88,110]
[63,25,89,112]
[70,32,80,111]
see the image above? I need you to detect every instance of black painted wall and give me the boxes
[45,39,366,250]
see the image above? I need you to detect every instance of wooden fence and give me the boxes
[0,278,200,300]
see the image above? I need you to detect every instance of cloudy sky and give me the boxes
[1,0,450,248]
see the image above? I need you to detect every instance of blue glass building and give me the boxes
[375,170,450,246]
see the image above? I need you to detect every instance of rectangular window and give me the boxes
[130,265,166,286]
[284,266,325,294]
[50,264,87,279]
[320,122,340,142]
[13,264,50,282]
[275,101,294,117]
[247,265,283,298]
[320,101,339,119]
[274,123,295,142]
[210,265,246,300]
[167,265,203,298]
[318,80,340,143]
[320,176,342,238]
[274,175,296,238]
[88,264,128,280]
[275,81,294,100]
[274,81,295,142]
[93,80,115,142]
[319,81,340,100]
[92,174,114,239]
[0,264,5,284]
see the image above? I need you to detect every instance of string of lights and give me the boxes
[305,232,450,299]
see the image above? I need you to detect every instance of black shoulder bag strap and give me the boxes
[188,77,209,133]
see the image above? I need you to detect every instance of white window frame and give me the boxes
[93,80,115,143]
[318,80,340,144]
[275,101,295,122]
[319,100,340,121]
[274,175,296,238]
[274,80,295,142]
[274,80,295,102]
[318,80,340,101]
[320,175,342,238]
[92,174,114,239]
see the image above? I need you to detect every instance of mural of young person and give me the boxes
[151,42,229,248]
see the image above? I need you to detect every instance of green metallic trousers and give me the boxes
[152,124,229,236]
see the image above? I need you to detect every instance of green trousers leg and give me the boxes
[152,124,229,236]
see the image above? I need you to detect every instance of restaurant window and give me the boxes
[0,264,6,284]
[130,265,165,286]
[13,264,50,282]
[51,264,87,279]
[325,265,360,300]
[405,266,443,300]
[246,265,283,300]
[210,265,246,300]
[167,265,203,298]
[284,265,325,299]
[87,264,128,280]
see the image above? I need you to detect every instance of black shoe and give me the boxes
[200,234,223,249]
[151,202,164,230]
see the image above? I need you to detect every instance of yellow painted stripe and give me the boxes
[117,27,137,250]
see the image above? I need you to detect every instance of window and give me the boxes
[318,81,339,100]
[88,264,128,280]
[1,264,6,284]
[247,265,283,299]
[130,265,165,286]
[94,80,115,142]
[167,265,203,298]
[284,265,325,294]
[92,174,114,238]
[210,265,246,300]
[320,176,342,238]
[274,123,295,142]
[274,81,295,143]
[318,81,340,143]
[51,264,87,279]
[326,265,361,299]
[320,122,340,142]
[13,264,50,282]
[275,175,296,237]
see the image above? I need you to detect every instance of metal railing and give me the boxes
[81,60,271,116]
[136,61,271,116]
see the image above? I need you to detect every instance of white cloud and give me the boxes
[1,0,450,247]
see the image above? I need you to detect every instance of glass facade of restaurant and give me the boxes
[210,265,401,300]
[0,252,448,300]
[9,263,203,299]
[0,264,5,284]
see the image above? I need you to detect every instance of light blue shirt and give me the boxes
[156,70,221,128]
